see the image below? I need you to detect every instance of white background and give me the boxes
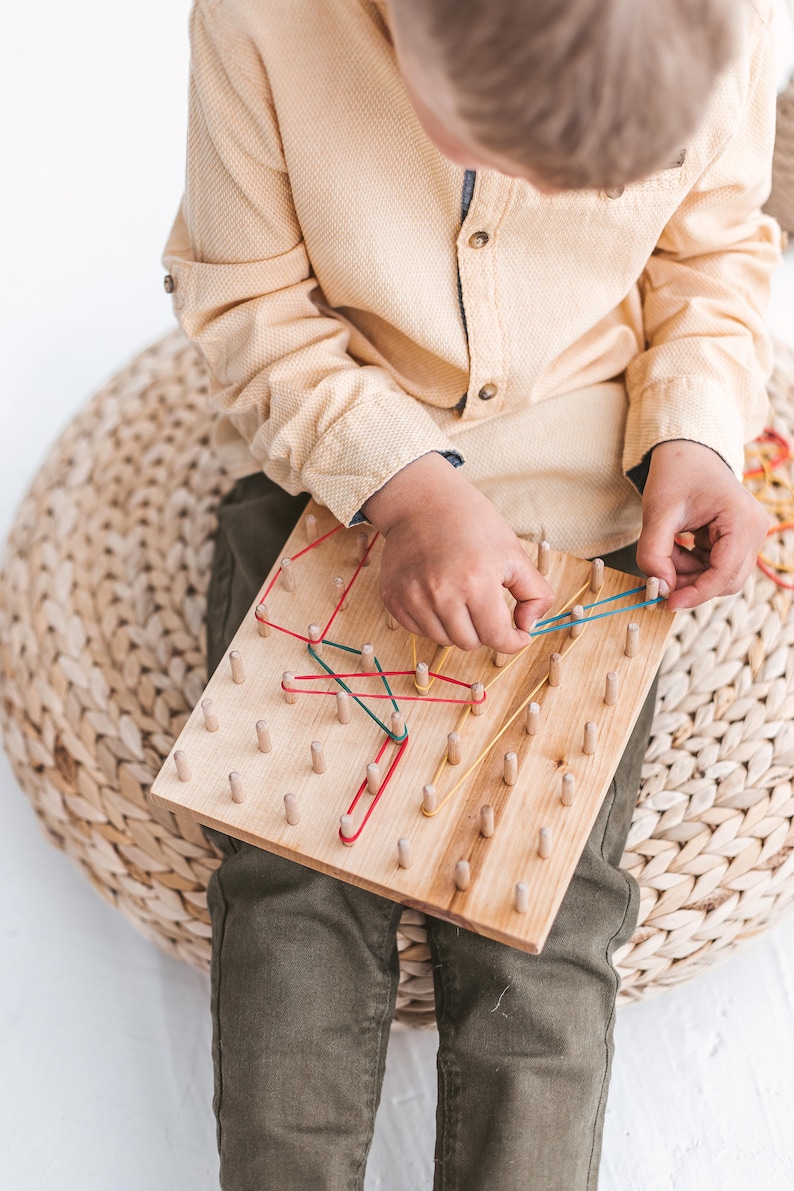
[3,2,794,1187]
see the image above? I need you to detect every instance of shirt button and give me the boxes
[603,186,625,200]
[468,231,490,248]
[163,274,175,294]
[478,383,498,401]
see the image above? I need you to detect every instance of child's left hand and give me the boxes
[635,439,771,612]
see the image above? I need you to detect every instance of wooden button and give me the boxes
[468,230,490,248]
[478,383,498,401]
[163,274,175,294]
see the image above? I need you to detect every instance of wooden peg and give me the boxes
[538,827,552,859]
[526,701,541,735]
[311,740,326,774]
[366,762,381,795]
[548,652,562,687]
[356,530,371,565]
[282,672,298,704]
[307,624,323,656]
[336,690,352,724]
[415,661,430,694]
[504,751,518,785]
[280,557,297,592]
[340,814,355,844]
[229,771,245,803]
[256,603,271,637]
[561,772,576,806]
[604,671,619,706]
[391,710,406,739]
[493,650,509,668]
[515,881,530,913]
[646,576,660,602]
[256,720,272,753]
[304,512,318,543]
[625,622,639,657]
[385,608,399,630]
[397,838,412,869]
[284,792,300,825]
[174,750,191,782]
[590,557,604,593]
[569,605,584,639]
[537,540,551,576]
[422,784,438,814]
[361,643,375,673]
[201,698,219,732]
[447,732,461,765]
[480,805,495,838]
[455,860,471,891]
[583,721,597,755]
[229,650,245,684]
[332,575,348,610]
[470,682,485,715]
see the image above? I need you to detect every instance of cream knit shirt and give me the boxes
[163,0,782,556]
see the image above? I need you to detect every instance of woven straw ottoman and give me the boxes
[2,330,794,1026]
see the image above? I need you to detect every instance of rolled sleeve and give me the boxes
[623,0,783,490]
[162,0,463,526]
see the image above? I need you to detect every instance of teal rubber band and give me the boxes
[307,642,407,741]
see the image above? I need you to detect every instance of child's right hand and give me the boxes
[361,452,554,652]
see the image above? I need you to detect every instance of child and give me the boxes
[163,1,780,1186]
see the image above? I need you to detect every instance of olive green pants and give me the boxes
[203,473,656,1191]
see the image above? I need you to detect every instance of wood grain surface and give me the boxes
[150,500,675,953]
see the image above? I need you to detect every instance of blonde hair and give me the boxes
[394,0,741,190]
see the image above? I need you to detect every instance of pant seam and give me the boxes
[431,926,459,1191]
[350,901,402,1190]
[210,867,230,1182]
[585,776,637,1189]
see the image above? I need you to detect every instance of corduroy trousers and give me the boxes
[202,472,656,1191]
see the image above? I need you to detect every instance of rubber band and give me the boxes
[338,735,410,843]
[255,527,378,644]
[743,429,794,588]
[304,643,404,740]
[410,636,452,694]
[427,579,604,796]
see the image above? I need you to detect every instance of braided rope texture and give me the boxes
[1,331,793,1024]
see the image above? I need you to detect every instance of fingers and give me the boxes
[669,542,710,581]
[383,587,503,651]
[464,550,553,652]
[504,550,555,626]
[466,590,531,654]
[666,529,757,611]
[635,507,680,595]
[383,563,552,653]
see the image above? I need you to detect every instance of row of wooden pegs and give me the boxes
[274,520,372,597]
[275,529,662,627]
[212,622,638,707]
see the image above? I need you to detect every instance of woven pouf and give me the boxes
[2,330,794,1024]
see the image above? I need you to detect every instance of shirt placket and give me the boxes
[455,170,515,419]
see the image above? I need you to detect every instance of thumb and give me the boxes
[504,549,555,634]
[636,504,679,593]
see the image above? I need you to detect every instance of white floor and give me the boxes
[4,3,794,1188]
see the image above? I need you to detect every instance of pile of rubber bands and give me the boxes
[744,427,794,589]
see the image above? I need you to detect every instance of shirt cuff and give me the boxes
[348,450,464,526]
[623,377,748,496]
[301,395,466,528]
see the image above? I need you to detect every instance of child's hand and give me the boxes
[362,453,554,652]
[636,440,771,612]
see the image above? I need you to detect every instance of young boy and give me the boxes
[163,1,780,1186]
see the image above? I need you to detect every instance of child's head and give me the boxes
[387,0,739,191]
